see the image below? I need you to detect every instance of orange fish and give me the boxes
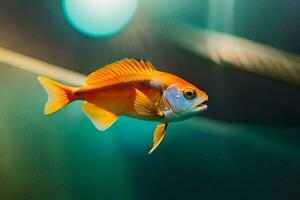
[38,58,208,153]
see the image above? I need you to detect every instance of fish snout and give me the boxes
[193,94,208,113]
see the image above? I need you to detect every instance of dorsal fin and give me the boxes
[86,58,156,85]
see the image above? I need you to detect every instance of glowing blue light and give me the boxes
[62,0,138,37]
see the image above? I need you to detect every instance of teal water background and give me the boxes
[1,63,300,199]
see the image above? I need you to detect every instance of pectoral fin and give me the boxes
[82,102,119,131]
[134,88,163,117]
[148,123,168,154]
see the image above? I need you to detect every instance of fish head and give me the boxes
[162,83,208,121]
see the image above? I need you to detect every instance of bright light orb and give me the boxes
[62,0,138,37]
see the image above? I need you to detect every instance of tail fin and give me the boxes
[37,76,75,115]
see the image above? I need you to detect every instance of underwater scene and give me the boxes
[0,0,300,199]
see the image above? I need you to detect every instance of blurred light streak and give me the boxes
[150,21,300,87]
[208,0,235,33]
[0,47,85,86]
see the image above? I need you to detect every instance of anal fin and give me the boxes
[82,102,119,131]
[148,123,168,154]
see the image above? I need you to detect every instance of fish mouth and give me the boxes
[193,100,208,112]
[195,103,207,112]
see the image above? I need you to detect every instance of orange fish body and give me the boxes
[38,59,208,153]
[74,72,163,120]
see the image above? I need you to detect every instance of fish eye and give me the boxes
[183,88,196,100]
